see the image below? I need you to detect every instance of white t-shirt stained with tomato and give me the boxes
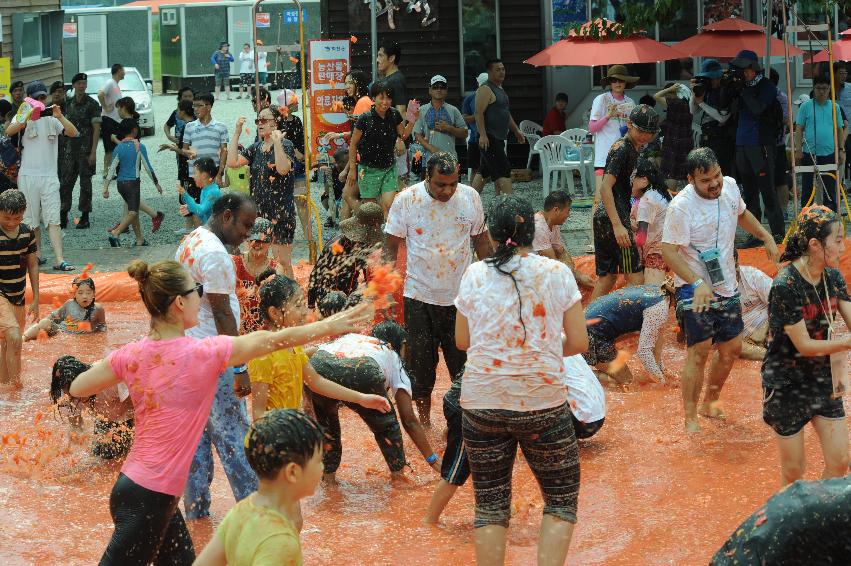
[385,181,487,306]
[662,176,745,297]
[456,254,582,411]
[532,211,564,255]
[317,333,412,397]
[175,226,240,339]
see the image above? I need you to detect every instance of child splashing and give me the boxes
[50,355,133,460]
[248,270,390,422]
[23,276,105,340]
[69,259,375,564]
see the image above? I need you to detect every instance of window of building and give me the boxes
[13,12,63,68]
[459,0,499,93]
[793,2,838,86]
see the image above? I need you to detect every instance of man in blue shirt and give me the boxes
[730,50,785,247]
[795,74,847,212]
[461,72,487,181]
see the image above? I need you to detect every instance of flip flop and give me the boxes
[132,240,149,247]
[37,257,47,266]
[52,261,76,272]
[108,235,121,248]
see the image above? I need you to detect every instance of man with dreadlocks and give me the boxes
[385,151,492,427]
[454,194,587,565]
[662,147,779,433]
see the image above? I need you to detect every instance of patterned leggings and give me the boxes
[462,403,580,528]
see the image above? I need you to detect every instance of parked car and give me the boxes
[82,67,155,136]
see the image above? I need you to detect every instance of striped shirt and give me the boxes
[0,224,36,306]
[183,118,228,168]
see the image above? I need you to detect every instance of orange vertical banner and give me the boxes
[308,40,350,164]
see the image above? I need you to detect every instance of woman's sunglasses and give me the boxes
[255,118,275,124]
[173,282,204,301]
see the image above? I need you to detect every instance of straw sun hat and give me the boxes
[602,64,639,88]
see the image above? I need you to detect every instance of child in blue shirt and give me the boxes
[179,156,221,225]
[103,119,163,247]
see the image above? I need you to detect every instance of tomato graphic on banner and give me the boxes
[308,40,351,162]
[255,13,270,28]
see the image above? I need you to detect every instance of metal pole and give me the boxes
[252,0,265,117]
[764,0,772,73]
[781,0,799,231]
[371,0,378,80]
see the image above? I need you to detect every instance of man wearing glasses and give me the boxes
[183,93,229,226]
[413,75,468,178]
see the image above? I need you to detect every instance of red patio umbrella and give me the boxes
[675,17,802,58]
[525,19,687,67]
[811,29,851,62]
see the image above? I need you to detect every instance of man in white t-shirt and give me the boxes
[237,43,255,99]
[532,190,593,289]
[661,147,779,433]
[97,63,124,175]
[175,192,259,519]
[5,81,79,272]
[385,152,492,426]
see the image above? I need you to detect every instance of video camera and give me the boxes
[692,76,711,98]
[721,68,745,89]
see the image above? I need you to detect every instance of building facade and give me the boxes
[2,1,65,89]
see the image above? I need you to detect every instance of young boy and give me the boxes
[193,409,324,565]
[0,189,39,388]
[178,156,221,225]
[103,119,163,247]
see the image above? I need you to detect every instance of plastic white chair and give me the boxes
[561,128,594,196]
[535,135,587,197]
[519,120,543,169]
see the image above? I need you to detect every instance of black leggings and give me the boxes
[309,351,405,474]
[100,474,195,566]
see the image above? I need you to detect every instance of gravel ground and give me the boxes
[36,92,611,272]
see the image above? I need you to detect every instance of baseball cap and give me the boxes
[629,104,661,134]
[26,81,48,99]
[476,72,488,86]
[430,75,448,87]
[793,93,810,106]
[730,50,761,71]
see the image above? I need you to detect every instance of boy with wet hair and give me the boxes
[0,189,38,388]
[193,409,324,565]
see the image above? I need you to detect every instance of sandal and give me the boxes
[53,261,76,272]
[132,240,149,247]
[37,257,47,266]
[108,235,121,248]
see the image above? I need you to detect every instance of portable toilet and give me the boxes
[159,0,320,93]
[63,7,154,82]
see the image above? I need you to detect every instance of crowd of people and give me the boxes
[1,38,851,564]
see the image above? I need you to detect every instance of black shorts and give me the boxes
[583,329,617,366]
[117,179,141,213]
[763,381,845,437]
[774,144,790,188]
[676,288,744,346]
[479,138,511,180]
[101,116,120,153]
[467,140,481,173]
[441,380,470,486]
[592,211,643,276]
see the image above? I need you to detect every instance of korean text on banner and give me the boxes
[309,40,350,164]
[256,13,271,28]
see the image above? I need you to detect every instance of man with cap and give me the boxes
[5,81,79,272]
[462,72,488,181]
[472,58,525,195]
[590,104,660,301]
[385,151,492,427]
[58,73,102,230]
[729,49,785,247]
[9,81,24,113]
[307,202,384,310]
[691,58,736,176]
[414,75,468,171]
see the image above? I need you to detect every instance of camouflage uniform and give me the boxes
[58,94,101,222]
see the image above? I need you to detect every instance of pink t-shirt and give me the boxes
[109,335,233,496]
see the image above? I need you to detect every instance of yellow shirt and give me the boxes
[248,347,308,410]
[226,165,250,194]
[217,495,302,566]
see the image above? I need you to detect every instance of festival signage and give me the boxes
[308,39,350,161]
[255,13,271,28]
[0,58,10,102]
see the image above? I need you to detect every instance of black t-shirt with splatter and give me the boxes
[354,107,402,169]
[762,264,850,388]
[596,135,640,223]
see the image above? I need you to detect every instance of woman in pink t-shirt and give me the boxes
[70,259,373,565]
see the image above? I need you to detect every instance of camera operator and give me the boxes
[728,50,785,247]
[691,59,736,176]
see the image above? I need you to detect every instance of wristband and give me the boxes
[233,364,248,374]
[692,278,704,289]
[426,453,438,464]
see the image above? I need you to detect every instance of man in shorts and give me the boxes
[377,40,411,191]
[591,104,660,301]
[183,93,229,226]
[97,64,124,177]
[5,82,79,272]
[472,59,525,195]
[346,80,417,217]
[661,147,779,432]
